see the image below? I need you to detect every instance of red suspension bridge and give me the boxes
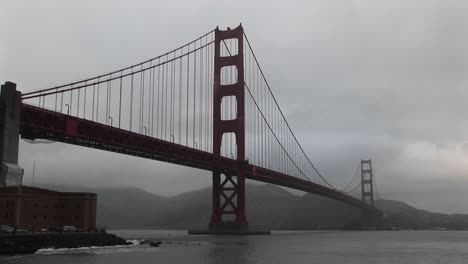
[1,24,381,232]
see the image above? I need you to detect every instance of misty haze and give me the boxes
[2,0,468,263]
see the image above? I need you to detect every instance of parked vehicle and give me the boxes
[63,226,79,232]
[48,226,63,233]
[0,225,14,233]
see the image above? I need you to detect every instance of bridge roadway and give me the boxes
[20,104,374,212]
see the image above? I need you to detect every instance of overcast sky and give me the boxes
[2,0,468,214]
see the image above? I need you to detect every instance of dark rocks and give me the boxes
[0,232,128,255]
[140,239,162,247]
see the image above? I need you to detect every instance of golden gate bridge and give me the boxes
[1,24,381,233]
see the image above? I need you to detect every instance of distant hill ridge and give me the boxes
[39,184,468,230]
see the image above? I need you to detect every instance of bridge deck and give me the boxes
[20,104,373,211]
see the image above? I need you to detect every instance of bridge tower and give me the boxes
[359,159,384,230]
[360,159,374,207]
[210,25,248,232]
[0,82,24,186]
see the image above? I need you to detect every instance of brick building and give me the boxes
[0,186,96,231]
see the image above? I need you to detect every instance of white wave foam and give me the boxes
[126,239,141,246]
[35,244,136,255]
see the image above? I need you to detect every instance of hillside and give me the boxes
[42,184,468,230]
[375,199,468,230]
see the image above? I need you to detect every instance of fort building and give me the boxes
[0,186,96,231]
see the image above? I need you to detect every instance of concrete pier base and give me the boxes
[189,221,270,235]
[188,229,271,235]
[361,209,384,230]
[0,82,23,186]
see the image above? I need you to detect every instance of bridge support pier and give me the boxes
[189,25,268,235]
[208,25,249,233]
[360,209,384,230]
[361,159,374,206]
[209,166,248,233]
[358,159,383,230]
[0,82,24,186]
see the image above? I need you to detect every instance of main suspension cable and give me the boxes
[243,31,335,189]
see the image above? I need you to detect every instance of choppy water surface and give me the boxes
[1,230,468,264]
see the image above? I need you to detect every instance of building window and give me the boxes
[33,215,37,219]
[43,216,47,220]
[34,203,38,207]
[74,216,79,220]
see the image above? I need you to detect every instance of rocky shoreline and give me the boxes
[0,232,129,255]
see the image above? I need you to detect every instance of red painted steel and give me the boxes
[20,104,376,212]
[361,159,375,207]
[211,25,247,229]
